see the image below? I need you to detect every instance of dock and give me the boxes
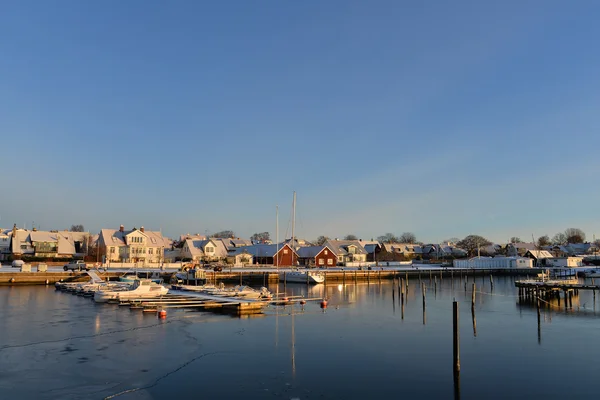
[515,278,600,308]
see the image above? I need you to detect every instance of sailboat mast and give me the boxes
[276,205,279,270]
[291,191,296,248]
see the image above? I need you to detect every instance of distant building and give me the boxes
[98,225,167,263]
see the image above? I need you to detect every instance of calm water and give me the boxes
[1,276,600,399]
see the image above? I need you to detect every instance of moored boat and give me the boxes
[279,269,325,284]
[94,279,169,303]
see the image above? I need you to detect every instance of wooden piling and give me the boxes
[489,275,494,290]
[422,282,426,325]
[453,301,460,376]
[471,283,476,307]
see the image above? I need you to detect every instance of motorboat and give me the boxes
[94,279,169,303]
[279,269,325,284]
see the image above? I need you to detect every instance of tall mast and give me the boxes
[276,205,279,270]
[291,191,296,249]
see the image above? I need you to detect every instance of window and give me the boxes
[110,247,115,254]
[151,237,157,244]
[206,246,214,253]
[327,258,333,265]
[319,259,325,265]
[148,248,153,254]
[283,249,288,254]
[324,250,328,255]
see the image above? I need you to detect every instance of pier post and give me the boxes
[440,270,443,281]
[422,282,426,325]
[489,275,494,291]
[471,302,477,337]
[563,289,568,309]
[430,270,432,282]
[240,271,243,286]
[434,276,438,297]
[343,271,346,285]
[453,301,460,377]
[568,290,573,308]
[471,283,476,307]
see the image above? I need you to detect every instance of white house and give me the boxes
[98,225,167,263]
[181,238,228,262]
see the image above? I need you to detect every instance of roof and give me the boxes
[323,240,367,256]
[525,250,554,259]
[100,228,165,248]
[296,245,334,259]
[243,243,295,258]
[510,243,537,251]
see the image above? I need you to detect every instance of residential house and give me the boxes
[9,225,89,259]
[98,225,167,263]
[358,240,382,262]
[297,245,337,268]
[226,248,254,266]
[421,244,467,259]
[0,228,12,260]
[243,243,297,266]
[523,250,554,264]
[378,243,423,261]
[181,238,228,263]
[506,243,537,257]
[323,240,368,265]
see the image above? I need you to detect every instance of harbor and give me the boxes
[2,275,600,399]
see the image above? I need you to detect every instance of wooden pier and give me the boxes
[515,278,600,307]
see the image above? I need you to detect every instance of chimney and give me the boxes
[119,225,124,232]
[140,226,145,233]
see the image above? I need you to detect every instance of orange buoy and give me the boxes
[320,299,328,309]
[158,309,167,319]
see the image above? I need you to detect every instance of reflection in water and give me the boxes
[3,278,600,399]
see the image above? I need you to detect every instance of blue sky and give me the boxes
[2,1,600,243]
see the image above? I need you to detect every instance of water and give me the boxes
[1,276,599,399]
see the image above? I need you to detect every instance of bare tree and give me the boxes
[315,236,329,246]
[212,230,236,239]
[398,232,417,244]
[344,234,358,240]
[564,228,586,243]
[456,235,492,257]
[552,233,567,245]
[537,235,550,247]
[250,232,270,243]
[377,233,398,243]
[70,224,85,232]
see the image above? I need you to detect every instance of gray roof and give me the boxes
[296,245,333,259]
[323,240,367,256]
[243,243,295,258]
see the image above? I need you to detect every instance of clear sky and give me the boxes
[2,1,600,244]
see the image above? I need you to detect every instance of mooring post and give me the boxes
[240,271,243,286]
[489,275,494,291]
[434,276,438,296]
[422,282,426,325]
[471,283,476,307]
[453,301,460,383]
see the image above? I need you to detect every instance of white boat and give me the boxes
[94,279,169,303]
[280,269,325,284]
[201,284,273,299]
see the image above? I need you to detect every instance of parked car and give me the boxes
[64,260,89,271]
[12,260,25,268]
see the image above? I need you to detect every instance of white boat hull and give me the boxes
[279,271,325,284]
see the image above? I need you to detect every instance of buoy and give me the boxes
[158,309,167,319]
[320,299,328,309]
[10,278,15,283]
[45,279,49,285]
[299,300,306,305]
